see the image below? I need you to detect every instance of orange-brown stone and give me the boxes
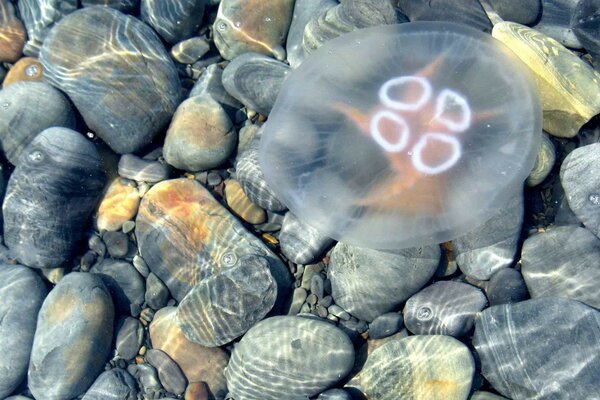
[0,0,25,63]
[96,178,141,231]
[224,179,266,224]
[2,57,43,88]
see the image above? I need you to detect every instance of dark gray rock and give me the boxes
[3,128,105,268]
[396,0,491,30]
[91,259,146,316]
[0,264,47,399]
[118,154,171,183]
[473,297,600,399]
[171,36,210,64]
[39,6,182,154]
[572,0,600,64]
[0,81,76,165]
[145,272,170,310]
[103,231,129,258]
[486,268,529,306]
[521,225,600,308]
[115,317,144,360]
[368,312,403,340]
[127,363,162,399]
[28,272,114,400]
[141,0,206,44]
[81,0,140,12]
[487,0,542,24]
[328,242,440,322]
[317,388,352,400]
[189,64,242,119]
[279,212,333,264]
[81,368,138,400]
[532,0,582,48]
[145,349,187,395]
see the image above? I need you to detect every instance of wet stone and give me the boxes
[133,255,150,278]
[91,259,146,316]
[127,363,162,398]
[526,133,556,186]
[486,268,530,306]
[396,0,491,30]
[40,6,182,154]
[189,64,242,120]
[473,297,600,399]
[328,242,440,322]
[118,154,171,183]
[224,179,266,224]
[368,312,404,340]
[286,287,308,315]
[28,272,114,400]
[572,0,600,64]
[141,0,206,44]
[487,0,542,24]
[222,52,289,115]
[213,0,294,60]
[103,231,130,258]
[279,212,333,265]
[2,57,43,87]
[0,0,26,63]
[0,264,47,399]
[145,349,188,395]
[145,272,170,310]
[96,178,141,232]
[317,388,352,400]
[81,368,138,400]
[403,281,487,337]
[521,225,600,308]
[237,121,261,154]
[225,316,355,400]
[470,391,508,400]
[560,143,600,237]
[164,95,236,172]
[532,0,582,48]
[81,0,140,12]
[453,192,523,280]
[185,381,210,400]
[171,36,211,64]
[115,316,144,360]
[0,81,76,165]
[3,128,105,268]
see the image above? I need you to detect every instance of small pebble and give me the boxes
[145,349,188,395]
[103,230,130,258]
[171,36,211,64]
[145,272,171,310]
[119,154,171,183]
[486,268,530,306]
[81,368,138,400]
[224,179,267,224]
[91,259,146,316]
[2,57,43,87]
[116,316,144,360]
[368,312,404,340]
[96,178,141,232]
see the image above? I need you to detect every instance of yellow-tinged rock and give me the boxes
[2,57,43,88]
[96,178,141,231]
[224,179,266,224]
[0,0,25,63]
[492,22,600,138]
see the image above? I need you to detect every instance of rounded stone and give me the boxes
[279,211,333,265]
[486,268,529,306]
[171,36,210,65]
[0,0,26,63]
[2,57,43,87]
[91,259,146,315]
[118,154,171,183]
[396,0,491,30]
[145,272,170,310]
[96,178,141,232]
[224,179,266,224]
[368,312,404,340]
[145,349,188,395]
[81,368,138,400]
[141,0,206,44]
[526,133,556,186]
[115,316,144,360]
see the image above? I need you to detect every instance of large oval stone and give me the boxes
[39,6,182,154]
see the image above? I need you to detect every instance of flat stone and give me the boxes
[224,179,266,224]
[145,272,170,310]
[118,154,171,183]
[127,363,161,398]
[102,231,129,258]
[141,0,206,44]
[171,36,210,64]
[368,312,404,340]
[526,133,556,186]
[96,178,141,232]
[189,64,242,119]
[0,0,26,62]
[486,268,530,306]
[572,0,600,64]
[396,0,491,30]
[91,259,146,316]
[81,368,138,400]
[18,0,77,56]
[532,0,581,48]
[2,57,43,87]
[279,212,333,264]
[145,349,188,395]
[115,316,144,360]
[81,0,139,12]
[487,0,542,24]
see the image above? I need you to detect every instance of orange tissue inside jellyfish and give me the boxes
[259,22,542,250]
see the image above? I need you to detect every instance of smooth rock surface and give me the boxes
[145,272,170,310]
[145,349,187,395]
[487,0,542,24]
[368,312,404,340]
[1,57,43,87]
[115,316,144,360]
[96,178,141,232]
[224,179,266,224]
[279,212,333,264]
[526,133,556,186]
[572,0,600,64]
[532,0,581,48]
[91,259,145,316]
[189,64,242,119]
[81,368,138,400]
[141,0,206,44]
[118,154,171,183]
[81,0,139,12]
[396,0,491,30]
[486,268,529,306]
[0,0,26,62]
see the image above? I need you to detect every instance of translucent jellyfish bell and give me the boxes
[259,22,542,250]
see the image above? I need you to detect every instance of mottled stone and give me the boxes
[115,316,144,360]
[453,193,523,280]
[149,307,229,399]
[3,128,105,268]
[28,273,114,400]
[225,316,355,400]
[560,143,600,237]
[0,264,47,399]
[141,0,206,44]
[487,0,542,24]
[492,21,600,137]
[127,363,161,398]
[368,312,404,340]
[81,0,140,12]
[118,154,171,183]
[0,0,26,62]
[396,0,490,30]
[185,381,210,400]
[224,179,266,224]
[0,82,76,165]
[329,242,440,322]
[349,335,475,400]
[145,272,170,310]
[526,133,556,186]
[164,95,236,172]
[145,349,187,395]
[96,178,141,232]
[2,57,44,87]
[136,178,290,302]
[279,211,333,264]
[486,268,529,306]
[213,0,294,60]
[189,64,242,119]
[91,259,146,315]
[532,0,581,48]
[171,36,210,64]
[222,52,289,115]
[81,368,138,400]
[40,6,182,154]
[474,297,600,399]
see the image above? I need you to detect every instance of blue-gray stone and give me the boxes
[81,368,138,400]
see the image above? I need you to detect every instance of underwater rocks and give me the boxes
[141,0,206,44]
[29,272,114,400]
[572,0,600,64]
[91,259,146,315]
[279,212,333,264]
[487,0,542,24]
[0,0,26,63]
[224,179,266,224]
[328,243,440,322]
[3,127,105,268]
[118,154,171,183]
[81,368,138,400]
[0,264,47,399]
[2,57,44,87]
[189,64,243,119]
[526,133,556,186]
[145,349,187,395]
[474,297,600,399]
[96,178,141,232]
[531,0,581,48]
[225,316,355,400]
[486,268,529,306]
[213,0,294,60]
[396,0,491,30]
[40,6,182,154]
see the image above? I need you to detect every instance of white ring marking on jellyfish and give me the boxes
[378,76,432,111]
[434,89,472,132]
[370,110,410,152]
[412,132,462,175]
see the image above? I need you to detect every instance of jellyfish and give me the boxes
[259,22,542,250]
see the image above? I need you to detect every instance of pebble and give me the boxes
[176,255,278,346]
[572,0,600,64]
[225,315,355,400]
[127,363,162,398]
[0,81,76,165]
[453,192,523,280]
[122,220,135,233]
[0,0,26,62]
[487,0,542,24]
[0,264,47,399]
[164,95,236,171]
[149,307,229,398]
[525,133,556,186]
[286,287,308,315]
[349,335,475,400]
[115,316,144,360]
[403,281,487,337]
[310,273,325,299]
[145,272,171,310]
[133,255,151,278]
[89,234,107,258]
[328,243,440,322]
[118,154,171,183]
[141,0,206,44]
[102,231,130,258]
[236,121,261,154]
[91,259,146,316]
[213,0,294,60]
[18,0,78,56]
[145,349,188,395]
[560,143,600,237]
[189,64,243,119]
[492,21,600,137]
[396,0,491,30]
[222,52,289,115]
[171,36,211,64]
[3,128,105,268]
[96,178,141,232]
[28,272,114,400]
[473,297,600,399]
[224,179,266,224]
[185,381,210,400]
[317,388,352,400]
[368,312,404,340]
[279,212,333,264]
[1,57,43,87]
[81,368,138,400]
[521,225,600,308]
[531,0,582,48]
[39,6,182,154]
[81,0,139,12]
[486,268,530,306]
[470,391,508,400]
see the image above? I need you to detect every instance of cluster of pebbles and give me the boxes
[1,0,600,399]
